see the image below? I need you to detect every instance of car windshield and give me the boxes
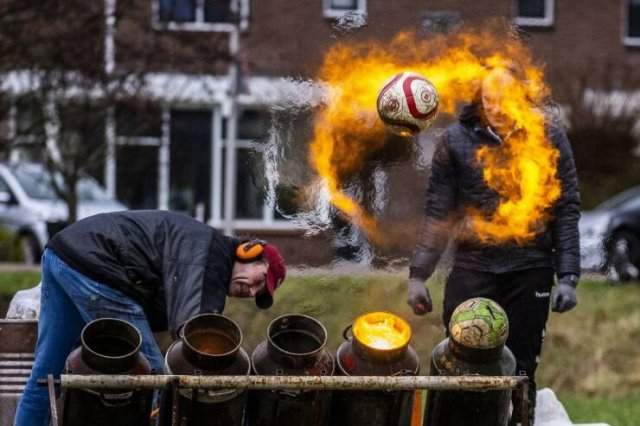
[596,186,640,211]
[12,166,111,202]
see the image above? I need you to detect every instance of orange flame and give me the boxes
[352,312,411,351]
[310,26,561,244]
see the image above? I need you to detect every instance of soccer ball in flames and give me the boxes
[376,71,439,137]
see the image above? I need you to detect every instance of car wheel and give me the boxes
[607,230,640,282]
[18,234,40,265]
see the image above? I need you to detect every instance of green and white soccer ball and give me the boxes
[449,298,509,349]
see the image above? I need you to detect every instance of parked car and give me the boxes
[0,162,127,264]
[579,186,640,282]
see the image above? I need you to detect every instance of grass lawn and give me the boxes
[1,269,638,425]
[561,392,640,426]
[0,270,41,315]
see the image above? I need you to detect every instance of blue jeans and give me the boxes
[14,249,164,426]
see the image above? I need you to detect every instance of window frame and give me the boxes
[322,0,367,19]
[12,99,46,147]
[514,0,554,27]
[7,99,48,164]
[229,138,267,221]
[152,0,250,32]
[623,0,640,46]
[210,106,299,231]
[113,105,164,209]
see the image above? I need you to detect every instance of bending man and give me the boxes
[15,210,286,426]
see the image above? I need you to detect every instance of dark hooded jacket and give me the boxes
[409,103,581,280]
[47,210,238,332]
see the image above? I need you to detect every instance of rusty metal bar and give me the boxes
[47,374,59,426]
[170,378,179,426]
[59,374,526,392]
[410,390,423,426]
[520,379,530,426]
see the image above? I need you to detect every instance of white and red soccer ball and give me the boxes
[376,71,439,137]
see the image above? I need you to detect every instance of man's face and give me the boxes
[481,68,517,132]
[228,260,268,298]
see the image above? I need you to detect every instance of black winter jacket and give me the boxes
[410,104,581,280]
[47,210,238,332]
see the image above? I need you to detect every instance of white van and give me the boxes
[0,162,127,263]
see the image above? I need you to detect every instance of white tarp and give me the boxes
[5,283,41,319]
[535,388,610,426]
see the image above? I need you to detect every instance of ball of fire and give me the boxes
[309,27,561,246]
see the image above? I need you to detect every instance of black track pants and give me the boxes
[442,267,554,424]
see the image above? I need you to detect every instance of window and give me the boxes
[329,0,358,10]
[153,0,250,31]
[15,98,45,142]
[169,110,212,219]
[514,0,554,27]
[58,103,106,183]
[0,176,15,205]
[116,103,162,143]
[323,0,367,18]
[0,176,11,195]
[117,146,159,209]
[115,103,162,209]
[219,109,269,221]
[624,0,640,46]
[228,109,269,220]
[9,97,46,163]
[215,108,296,229]
[235,148,266,219]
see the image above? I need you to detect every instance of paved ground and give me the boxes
[0,263,40,273]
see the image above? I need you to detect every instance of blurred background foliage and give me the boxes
[562,62,640,210]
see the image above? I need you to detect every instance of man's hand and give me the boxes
[407,278,433,315]
[551,275,578,313]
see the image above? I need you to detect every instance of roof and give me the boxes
[0,70,327,108]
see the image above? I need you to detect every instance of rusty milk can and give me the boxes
[331,311,420,426]
[61,317,153,426]
[159,313,250,426]
[247,313,335,426]
[424,298,516,426]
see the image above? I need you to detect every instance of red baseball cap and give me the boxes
[255,244,286,309]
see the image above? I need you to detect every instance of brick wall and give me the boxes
[241,1,638,98]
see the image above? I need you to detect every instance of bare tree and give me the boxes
[0,0,234,223]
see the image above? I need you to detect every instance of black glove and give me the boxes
[551,274,578,313]
[407,278,433,315]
